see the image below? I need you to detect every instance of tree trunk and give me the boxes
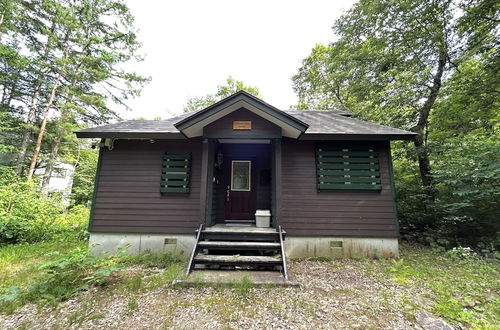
[0,13,4,42]
[1,72,18,107]
[26,26,70,180]
[412,49,447,203]
[15,85,41,175]
[26,73,62,180]
[16,20,57,175]
[41,137,60,195]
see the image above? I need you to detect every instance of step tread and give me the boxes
[198,241,281,248]
[194,254,282,264]
[224,219,256,223]
[201,229,281,235]
[202,225,278,233]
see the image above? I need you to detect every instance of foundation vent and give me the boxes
[164,238,177,245]
[330,241,343,248]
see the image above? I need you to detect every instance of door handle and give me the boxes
[226,185,230,202]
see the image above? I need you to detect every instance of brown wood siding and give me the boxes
[91,139,202,234]
[280,138,398,237]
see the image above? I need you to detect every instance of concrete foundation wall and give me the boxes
[285,236,399,259]
[89,233,398,259]
[88,233,196,257]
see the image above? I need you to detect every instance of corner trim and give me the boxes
[88,144,104,232]
[386,142,400,236]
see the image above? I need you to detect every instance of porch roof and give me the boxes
[75,92,416,140]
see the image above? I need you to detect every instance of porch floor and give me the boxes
[174,270,299,288]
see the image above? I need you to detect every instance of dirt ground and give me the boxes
[0,259,455,330]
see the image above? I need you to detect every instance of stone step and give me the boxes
[197,241,281,250]
[194,254,282,266]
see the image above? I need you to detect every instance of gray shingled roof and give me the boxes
[284,110,414,137]
[77,113,188,135]
[75,109,415,140]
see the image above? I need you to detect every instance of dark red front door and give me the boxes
[225,159,256,220]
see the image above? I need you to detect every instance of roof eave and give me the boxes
[74,131,186,139]
[299,133,417,141]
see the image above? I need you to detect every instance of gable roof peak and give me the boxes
[173,91,309,138]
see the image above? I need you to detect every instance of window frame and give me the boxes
[230,160,251,191]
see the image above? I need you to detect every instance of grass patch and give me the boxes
[68,299,104,325]
[307,256,332,262]
[120,251,184,268]
[122,274,143,293]
[368,243,500,328]
[0,240,184,315]
[145,264,184,290]
[351,252,369,262]
[234,275,254,295]
[127,296,139,314]
[199,291,259,323]
[0,246,124,313]
[0,240,86,289]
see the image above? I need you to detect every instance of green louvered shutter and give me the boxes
[160,152,191,194]
[316,145,381,191]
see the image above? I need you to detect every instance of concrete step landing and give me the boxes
[173,270,299,288]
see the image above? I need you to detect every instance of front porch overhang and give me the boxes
[199,137,282,229]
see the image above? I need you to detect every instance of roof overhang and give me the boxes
[74,131,184,139]
[174,91,309,139]
[299,133,416,141]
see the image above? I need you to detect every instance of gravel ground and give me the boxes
[0,260,450,329]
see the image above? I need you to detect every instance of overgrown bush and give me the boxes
[0,167,89,244]
[0,244,184,314]
[394,135,500,250]
[432,136,500,248]
[0,247,122,311]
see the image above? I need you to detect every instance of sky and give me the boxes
[122,0,356,120]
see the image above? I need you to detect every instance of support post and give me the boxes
[206,139,216,226]
[200,138,209,225]
[200,138,216,226]
[272,138,282,227]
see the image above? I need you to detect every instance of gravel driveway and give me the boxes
[0,260,449,329]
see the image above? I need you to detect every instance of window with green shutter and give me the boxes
[316,145,381,191]
[160,152,191,194]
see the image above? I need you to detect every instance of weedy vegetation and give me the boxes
[366,244,500,328]
[0,240,185,315]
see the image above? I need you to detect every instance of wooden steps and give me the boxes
[187,225,289,279]
[194,254,282,265]
[197,227,285,242]
[197,241,281,250]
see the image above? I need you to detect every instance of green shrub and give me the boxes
[53,205,89,241]
[394,136,500,250]
[445,246,478,260]
[0,167,89,244]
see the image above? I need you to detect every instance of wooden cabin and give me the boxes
[76,91,415,266]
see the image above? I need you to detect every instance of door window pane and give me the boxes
[231,161,251,191]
